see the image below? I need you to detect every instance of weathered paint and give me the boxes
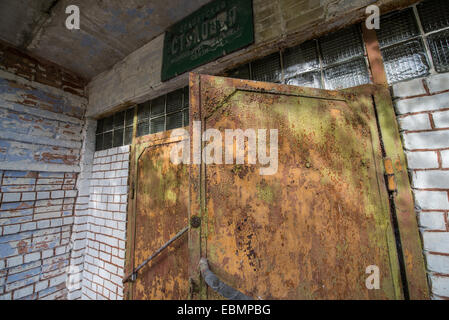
[347,86,429,300]
[189,74,406,300]
[127,130,190,300]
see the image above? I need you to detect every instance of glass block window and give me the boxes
[96,107,135,151]
[417,0,449,33]
[376,8,430,83]
[427,29,449,72]
[251,53,282,83]
[136,87,189,138]
[225,25,369,90]
[283,41,321,88]
[324,58,370,90]
[377,1,449,83]
[319,26,365,67]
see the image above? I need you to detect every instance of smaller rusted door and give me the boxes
[188,74,428,300]
[126,130,190,300]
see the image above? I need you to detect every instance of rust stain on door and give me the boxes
[190,74,404,300]
[132,133,189,300]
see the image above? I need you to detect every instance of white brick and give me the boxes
[442,150,449,168]
[14,285,34,299]
[4,225,20,235]
[21,222,36,232]
[415,191,449,210]
[392,78,426,98]
[430,275,449,297]
[51,190,65,199]
[24,252,41,263]
[427,73,449,93]
[406,151,439,169]
[117,145,130,154]
[423,232,449,253]
[108,148,118,156]
[403,130,449,150]
[419,212,446,230]
[398,114,431,131]
[21,192,36,201]
[426,254,449,274]
[412,171,449,189]
[433,110,449,128]
[50,274,66,287]
[396,92,449,114]
[2,193,20,202]
[7,255,23,268]
[37,192,50,200]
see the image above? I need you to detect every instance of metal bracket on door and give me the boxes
[123,225,189,283]
[199,258,253,300]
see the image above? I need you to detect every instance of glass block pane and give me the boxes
[113,128,124,148]
[251,53,282,83]
[183,109,189,127]
[138,102,150,121]
[283,40,319,78]
[167,112,183,130]
[151,117,165,134]
[167,89,183,113]
[417,0,449,33]
[183,87,189,109]
[96,119,104,134]
[137,120,149,137]
[125,108,134,127]
[227,64,251,80]
[324,58,369,90]
[151,96,165,116]
[376,8,420,48]
[124,126,133,145]
[428,29,449,73]
[113,111,124,129]
[381,39,430,83]
[95,134,103,151]
[286,71,322,89]
[103,116,113,132]
[319,25,364,66]
[103,131,113,149]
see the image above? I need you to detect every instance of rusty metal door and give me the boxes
[126,130,190,300]
[189,74,429,300]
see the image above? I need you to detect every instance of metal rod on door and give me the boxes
[123,225,189,283]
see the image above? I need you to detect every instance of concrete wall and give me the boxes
[87,0,417,118]
[0,42,88,300]
[81,146,129,300]
[392,73,449,299]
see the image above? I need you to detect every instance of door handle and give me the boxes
[199,258,253,300]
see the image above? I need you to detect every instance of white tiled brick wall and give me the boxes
[80,145,130,300]
[393,72,449,299]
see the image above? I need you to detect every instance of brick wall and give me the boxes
[392,73,449,299]
[0,41,88,300]
[81,146,129,300]
[0,171,78,299]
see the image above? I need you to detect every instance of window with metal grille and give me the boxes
[376,0,449,83]
[96,107,135,151]
[136,87,189,138]
[225,25,369,90]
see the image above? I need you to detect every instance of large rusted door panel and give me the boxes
[189,74,405,300]
[129,131,190,300]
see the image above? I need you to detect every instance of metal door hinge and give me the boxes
[383,158,397,192]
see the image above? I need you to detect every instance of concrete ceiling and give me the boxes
[0,0,212,80]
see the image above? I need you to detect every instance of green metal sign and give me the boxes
[161,0,254,82]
